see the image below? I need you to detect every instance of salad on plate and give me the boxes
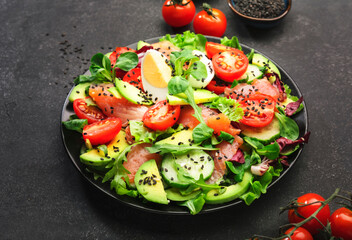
[63,31,309,214]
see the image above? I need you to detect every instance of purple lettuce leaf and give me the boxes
[266,72,287,102]
[285,97,304,116]
[229,149,245,164]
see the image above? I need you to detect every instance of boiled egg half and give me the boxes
[141,49,172,102]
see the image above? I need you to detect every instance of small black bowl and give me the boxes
[228,0,292,28]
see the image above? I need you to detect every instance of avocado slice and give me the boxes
[80,130,129,166]
[205,171,253,204]
[137,40,151,50]
[155,129,193,146]
[115,79,153,105]
[166,188,201,201]
[252,53,281,82]
[134,159,168,205]
[167,89,218,105]
[107,86,122,99]
[69,82,91,102]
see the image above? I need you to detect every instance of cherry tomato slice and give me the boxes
[288,193,331,235]
[212,50,249,82]
[205,42,235,59]
[329,207,352,239]
[206,77,232,94]
[143,100,181,131]
[109,47,136,66]
[73,98,106,124]
[82,118,122,146]
[238,93,276,127]
[283,227,313,240]
[123,68,143,91]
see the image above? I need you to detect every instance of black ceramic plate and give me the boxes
[61,36,308,215]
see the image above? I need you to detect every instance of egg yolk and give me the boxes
[142,52,171,88]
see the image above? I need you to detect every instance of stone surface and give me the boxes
[0,0,351,239]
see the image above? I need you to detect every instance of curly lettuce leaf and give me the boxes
[206,97,244,122]
[160,31,207,52]
[240,164,283,205]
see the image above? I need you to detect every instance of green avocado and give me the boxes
[166,188,201,201]
[137,41,151,50]
[68,82,91,102]
[155,129,193,146]
[115,79,152,105]
[205,171,253,204]
[252,53,281,82]
[80,130,129,166]
[167,89,218,105]
[134,159,168,205]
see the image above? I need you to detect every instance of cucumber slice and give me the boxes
[252,53,281,82]
[115,79,152,105]
[246,64,264,83]
[240,116,280,144]
[161,150,214,188]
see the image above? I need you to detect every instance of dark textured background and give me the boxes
[1,0,351,239]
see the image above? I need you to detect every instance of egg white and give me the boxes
[188,50,215,88]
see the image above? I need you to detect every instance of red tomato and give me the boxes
[82,118,122,145]
[73,98,106,124]
[206,78,232,94]
[238,93,276,127]
[162,0,196,27]
[212,50,249,82]
[143,100,181,131]
[109,47,136,66]
[288,193,331,235]
[123,68,143,91]
[205,42,235,59]
[193,3,227,37]
[283,227,313,240]
[329,207,352,239]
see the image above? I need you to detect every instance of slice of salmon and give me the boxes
[225,78,280,101]
[206,113,241,137]
[206,141,240,184]
[123,143,162,184]
[177,105,218,129]
[89,83,149,126]
[151,41,180,59]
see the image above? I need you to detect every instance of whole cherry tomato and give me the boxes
[162,0,196,27]
[283,227,313,240]
[329,207,352,240]
[288,193,331,235]
[193,3,227,37]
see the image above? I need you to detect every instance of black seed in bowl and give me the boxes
[233,0,286,19]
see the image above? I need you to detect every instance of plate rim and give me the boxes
[61,35,309,215]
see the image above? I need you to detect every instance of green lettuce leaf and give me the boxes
[220,36,242,51]
[160,31,207,52]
